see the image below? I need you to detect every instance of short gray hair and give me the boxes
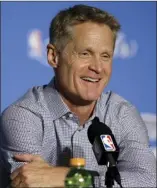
[49,4,121,51]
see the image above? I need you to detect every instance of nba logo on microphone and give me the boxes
[100,135,116,151]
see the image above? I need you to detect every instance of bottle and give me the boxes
[65,158,93,188]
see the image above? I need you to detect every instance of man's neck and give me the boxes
[53,78,96,125]
[60,94,96,125]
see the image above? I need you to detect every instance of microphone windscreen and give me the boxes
[87,117,112,144]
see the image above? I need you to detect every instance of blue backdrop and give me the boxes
[1,2,156,156]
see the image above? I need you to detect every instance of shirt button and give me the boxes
[69,114,73,118]
[77,126,83,131]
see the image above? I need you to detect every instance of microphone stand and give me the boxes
[105,164,115,188]
[105,154,122,188]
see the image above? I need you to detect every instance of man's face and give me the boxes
[55,22,114,104]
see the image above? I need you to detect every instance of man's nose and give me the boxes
[88,56,102,74]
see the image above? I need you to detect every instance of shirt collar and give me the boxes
[44,77,70,120]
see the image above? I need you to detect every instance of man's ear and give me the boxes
[47,44,59,68]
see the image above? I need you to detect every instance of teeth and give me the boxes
[82,77,99,82]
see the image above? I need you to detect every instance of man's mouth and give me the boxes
[81,77,100,83]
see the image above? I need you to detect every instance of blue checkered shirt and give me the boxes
[0,78,156,187]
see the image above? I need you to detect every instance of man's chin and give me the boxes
[71,95,98,106]
[80,93,101,104]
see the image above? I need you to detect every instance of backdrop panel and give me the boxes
[1,2,156,156]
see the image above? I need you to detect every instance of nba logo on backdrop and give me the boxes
[100,135,116,151]
[27,29,50,67]
[27,30,42,58]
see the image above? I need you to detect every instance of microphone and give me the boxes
[87,117,119,166]
[87,117,123,188]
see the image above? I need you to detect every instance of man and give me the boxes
[0,4,156,188]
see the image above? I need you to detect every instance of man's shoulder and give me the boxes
[100,91,142,129]
[14,85,46,106]
[102,91,132,106]
[1,85,47,118]
[110,92,131,105]
[101,91,135,115]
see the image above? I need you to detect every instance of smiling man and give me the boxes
[0,4,156,188]
[47,21,114,125]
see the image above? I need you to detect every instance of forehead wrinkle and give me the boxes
[74,40,113,55]
[74,33,113,53]
[69,23,114,53]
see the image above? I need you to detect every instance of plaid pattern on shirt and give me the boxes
[0,78,156,187]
